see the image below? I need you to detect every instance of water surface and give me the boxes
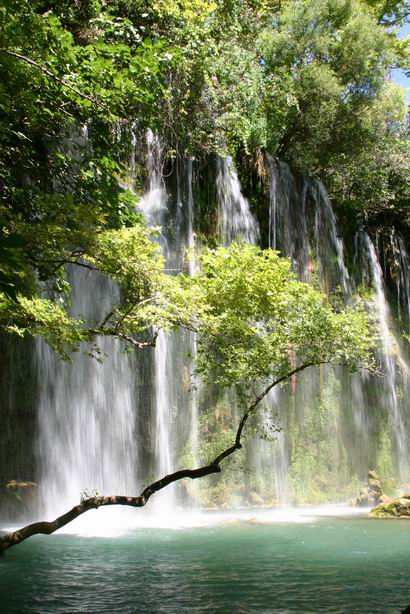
[1,512,410,613]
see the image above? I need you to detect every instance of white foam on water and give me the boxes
[50,504,370,537]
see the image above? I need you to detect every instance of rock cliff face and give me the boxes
[0,335,38,523]
[0,336,37,477]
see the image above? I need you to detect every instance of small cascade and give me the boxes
[268,159,350,294]
[312,179,351,298]
[356,231,409,481]
[396,235,410,330]
[216,156,259,245]
[387,230,410,332]
[37,269,138,519]
[139,131,176,510]
[253,388,289,505]
[187,159,196,277]
[138,137,201,511]
[267,154,277,250]
[269,160,311,281]
[187,159,199,472]
[139,130,168,231]
[153,331,174,484]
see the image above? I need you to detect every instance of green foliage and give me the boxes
[260,0,396,163]
[0,0,392,367]
[156,0,409,221]
[0,0,176,347]
[323,83,410,227]
[0,292,84,358]
[180,243,373,389]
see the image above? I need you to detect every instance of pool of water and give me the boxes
[1,510,410,613]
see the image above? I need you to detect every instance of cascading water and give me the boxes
[138,136,201,512]
[267,160,311,281]
[268,159,350,293]
[396,236,410,331]
[387,230,410,333]
[187,159,199,472]
[37,269,138,521]
[30,145,410,527]
[267,154,277,250]
[215,156,290,505]
[216,156,260,245]
[36,125,140,526]
[138,131,176,511]
[214,156,361,505]
[355,230,409,482]
[313,179,351,298]
[263,159,410,499]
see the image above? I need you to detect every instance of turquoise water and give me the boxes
[1,515,410,613]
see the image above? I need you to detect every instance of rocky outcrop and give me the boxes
[0,480,38,523]
[370,495,410,518]
[354,470,389,507]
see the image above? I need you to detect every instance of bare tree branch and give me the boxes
[0,361,321,555]
[115,330,158,349]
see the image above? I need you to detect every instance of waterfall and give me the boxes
[139,131,176,510]
[216,156,289,505]
[216,156,260,245]
[265,160,410,498]
[387,231,410,332]
[268,160,311,281]
[355,231,409,482]
[36,125,140,522]
[396,235,410,331]
[29,146,410,522]
[138,137,201,511]
[37,269,138,519]
[267,154,277,250]
[252,388,289,505]
[187,159,199,472]
[313,179,351,298]
[268,159,350,292]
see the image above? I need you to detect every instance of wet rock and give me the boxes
[353,470,386,507]
[0,480,38,522]
[247,517,261,525]
[370,495,410,518]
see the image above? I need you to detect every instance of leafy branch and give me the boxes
[0,48,107,110]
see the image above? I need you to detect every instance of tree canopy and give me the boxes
[0,0,408,346]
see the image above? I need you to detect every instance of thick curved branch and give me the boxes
[0,362,321,555]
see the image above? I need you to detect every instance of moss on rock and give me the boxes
[370,495,410,518]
